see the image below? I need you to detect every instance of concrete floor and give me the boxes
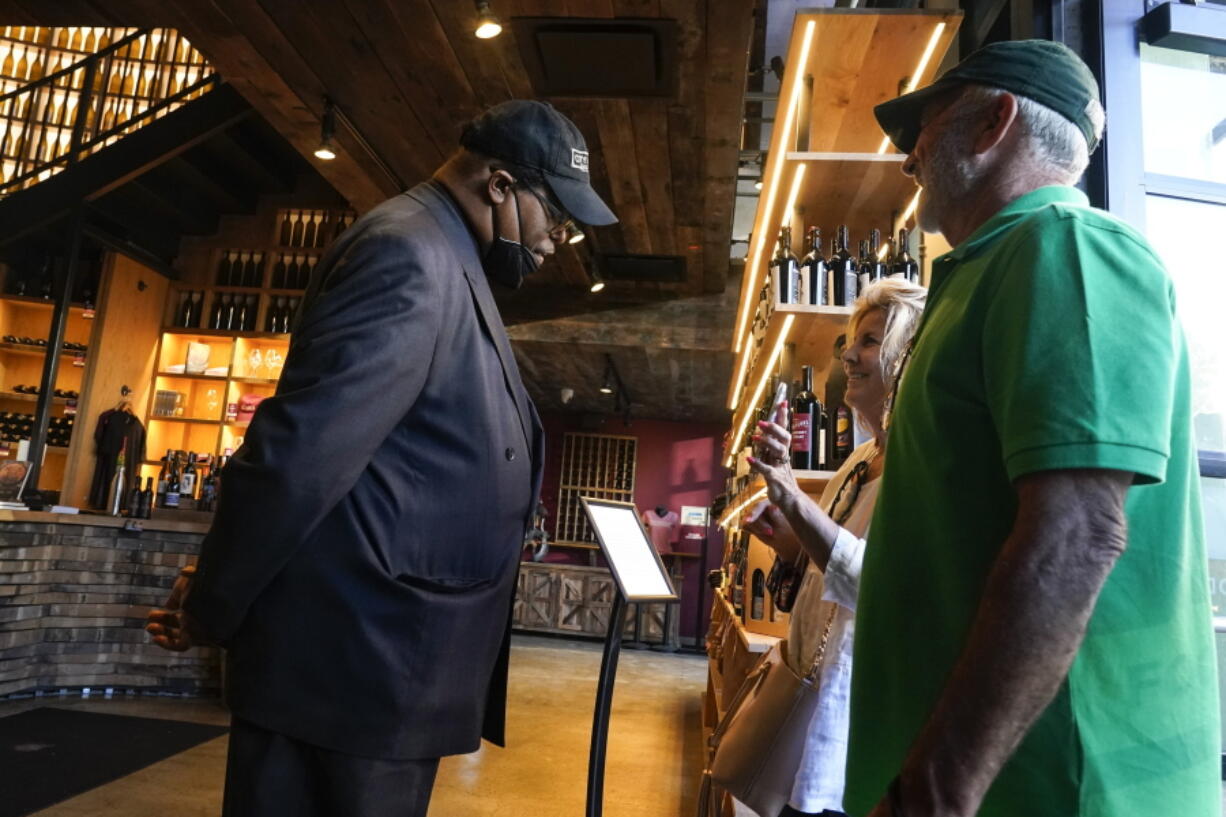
[1,636,708,817]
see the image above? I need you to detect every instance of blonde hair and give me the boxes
[847,278,927,381]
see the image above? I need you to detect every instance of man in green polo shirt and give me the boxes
[845,40,1220,817]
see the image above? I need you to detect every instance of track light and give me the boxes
[589,268,605,293]
[599,356,616,394]
[474,1,502,39]
[314,99,337,161]
[568,226,586,245]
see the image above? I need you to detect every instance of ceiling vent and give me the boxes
[511,17,678,98]
[599,253,687,283]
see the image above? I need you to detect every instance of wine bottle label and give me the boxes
[836,409,853,455]
[791,413,811,451]
[164,491,180,508]
[181,474,195,494]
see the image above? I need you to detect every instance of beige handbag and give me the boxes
[698,605,838,817]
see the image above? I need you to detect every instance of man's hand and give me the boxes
[146,565,207,652]
[743,500,803,561]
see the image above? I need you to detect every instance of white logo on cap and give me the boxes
[571,148,589,174]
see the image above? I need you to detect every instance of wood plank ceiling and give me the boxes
[0,0,756,422]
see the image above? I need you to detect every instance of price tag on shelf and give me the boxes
[72,354,85,367]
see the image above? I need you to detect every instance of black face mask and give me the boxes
[483,189,540,290]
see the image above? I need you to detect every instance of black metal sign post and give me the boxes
[586,590,627,817]
[580,497,680,817]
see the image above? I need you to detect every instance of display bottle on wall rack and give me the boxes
[772,225,802,305]
[751,568,765,620]
[824,335,849,467]
[791,364,824,470]
[868,228,886,284]
[892,228,919,284]
[857,239,873,293]
[831,225,858,307]
[180,452,197,500]
[803,226,827,306]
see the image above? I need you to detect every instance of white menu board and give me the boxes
[582,499,678,601]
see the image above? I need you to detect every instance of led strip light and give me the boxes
[876,22,948,155]
[726,314,795,468]
[719,486,769,529]
[731,19,816,358]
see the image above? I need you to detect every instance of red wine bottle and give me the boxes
[790,365,820,470]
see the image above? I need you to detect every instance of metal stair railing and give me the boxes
[0,27,218,196]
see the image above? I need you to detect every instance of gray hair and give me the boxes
[848,278,928,382]
[958,84,1105,184]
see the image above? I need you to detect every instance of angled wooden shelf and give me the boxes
[725,304,853,458]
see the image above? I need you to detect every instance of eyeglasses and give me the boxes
[517,182,577,244]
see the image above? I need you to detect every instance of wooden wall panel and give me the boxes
[59,253,168,509]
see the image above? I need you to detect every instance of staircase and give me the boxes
[0,27,314,269]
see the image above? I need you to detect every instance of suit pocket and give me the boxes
[395,573,496,594]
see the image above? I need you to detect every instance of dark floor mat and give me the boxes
[0,706,228,817]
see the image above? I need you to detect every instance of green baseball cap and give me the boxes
[873,39,1102,155]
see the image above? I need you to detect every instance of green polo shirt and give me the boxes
[844,186,1220,817]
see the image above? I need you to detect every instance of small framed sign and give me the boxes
[581,497,679,602]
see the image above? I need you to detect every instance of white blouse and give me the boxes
[785,440,879,814]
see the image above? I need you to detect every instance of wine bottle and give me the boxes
[301,256,314,289]
[216,252,230,286]
[803,226,827,306]
[126,479,142,519]
[209,294,224,330]
[285,255,300,290]
[177,291,193,328]
[303,211,318,248]
[108,439,127,517]
[869,228,887,284]
[236,298,249,333]
[138,476,153,519]
[824,336,848,467]
[290,211,304,247]
[315,212,330,248]
[162,454,181,509]
[831,226,858,307]
[223,293,237,331]
[294,254,308,289]
[181,452,197,500]
[834,404,853,464]
[751,568,765,620]
[156,449,170,503]
[892,228,918,283]
[247,252,263,287]
[857,239,873,294]
[772,226,802,305]
[279,211,291,246]
[266,297,281,333]
[790,365,821,470]
[273,254,286,289]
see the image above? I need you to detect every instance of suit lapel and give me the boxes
[409,183,533,451]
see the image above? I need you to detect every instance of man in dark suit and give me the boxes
[146,100,616,816]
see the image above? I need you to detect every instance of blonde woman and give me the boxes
[743,279,926,817]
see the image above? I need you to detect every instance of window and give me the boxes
[1140,44,1226,186]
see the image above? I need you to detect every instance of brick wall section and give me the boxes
[0,520,221,697]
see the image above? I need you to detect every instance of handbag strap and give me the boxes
[803,603,839,682]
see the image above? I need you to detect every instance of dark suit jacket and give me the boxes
[184,181,544,760]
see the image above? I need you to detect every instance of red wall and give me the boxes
[533,412,727,641]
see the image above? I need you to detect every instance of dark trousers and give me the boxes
[779,808,847,817]
[222,717,440,817]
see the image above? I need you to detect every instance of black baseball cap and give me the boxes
[460,100,618,226]
[874,39,1102,156]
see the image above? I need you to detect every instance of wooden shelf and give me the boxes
[155,371,229,381]
[162,327,290,340]
[148,417,221,425]
[727,7,960,406]
[0,391,71,404]
[726,304,853,457]
[229,376,279,385]
[716,591,779,655]
[0,295,89,315]
[0,342,83,358]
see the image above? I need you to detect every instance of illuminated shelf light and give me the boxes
[874,23,946,156]
[901,189,921,223]
[725,314,795,468]
[719,486,769,528]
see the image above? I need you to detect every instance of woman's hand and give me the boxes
[743,499,803,561]
[748,399,803,512]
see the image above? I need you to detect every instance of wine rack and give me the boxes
[554,432,637,545]
[0,27,215,193]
